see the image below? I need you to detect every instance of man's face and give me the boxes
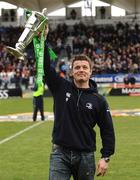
[72,60,92,83]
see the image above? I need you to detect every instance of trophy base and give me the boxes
[6,47,24,60]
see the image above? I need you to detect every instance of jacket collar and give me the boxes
[72,79,98,93]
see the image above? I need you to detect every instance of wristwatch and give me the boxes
[102,157,110,163]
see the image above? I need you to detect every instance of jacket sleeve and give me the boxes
[97,97,115,158]
[44,42,63,94]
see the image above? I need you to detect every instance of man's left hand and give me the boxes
[96,158,109,176]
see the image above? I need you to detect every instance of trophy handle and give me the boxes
[34,18,48,33]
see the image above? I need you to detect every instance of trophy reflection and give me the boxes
[7,8,48,59]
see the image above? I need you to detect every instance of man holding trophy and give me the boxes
[42,17,115,180]
[7,8,115,180]
[43,35,115,179]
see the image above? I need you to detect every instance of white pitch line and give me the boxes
[0,121,43,145]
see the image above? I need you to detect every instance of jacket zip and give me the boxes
[77,90,83,110]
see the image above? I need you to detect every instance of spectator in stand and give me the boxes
[124,73,136,85]
[22,66,30,89]
[14,70,22,88]
[66,44,72,60]
[88,33,95,49]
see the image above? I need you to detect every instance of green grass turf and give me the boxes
[106,96,140,110]
[0,97,53,115]
[0,121,53,180]
[95,117,140,180]
[0,96,140,179]
[0,96,140,115]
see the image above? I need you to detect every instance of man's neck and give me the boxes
[74,80,90,89]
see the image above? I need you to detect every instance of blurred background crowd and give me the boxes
[0,21,140,89]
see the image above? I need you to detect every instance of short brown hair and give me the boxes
[71,54,92,69]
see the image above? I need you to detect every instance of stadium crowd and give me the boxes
[0,21,140,89]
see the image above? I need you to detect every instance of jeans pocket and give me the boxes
[80,152,96,176]
[49,150,70,174]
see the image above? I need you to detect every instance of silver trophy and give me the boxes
[7,8,48,59]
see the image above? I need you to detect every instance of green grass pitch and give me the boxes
[0,96,140,180]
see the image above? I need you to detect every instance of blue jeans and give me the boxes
[49,144,96,180]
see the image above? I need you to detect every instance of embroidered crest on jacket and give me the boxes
[66,92,71,102]
[86,102,93,109]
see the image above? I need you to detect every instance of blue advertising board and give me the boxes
[91,74,140,83]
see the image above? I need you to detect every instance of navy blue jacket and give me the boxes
[44,45,115,157]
